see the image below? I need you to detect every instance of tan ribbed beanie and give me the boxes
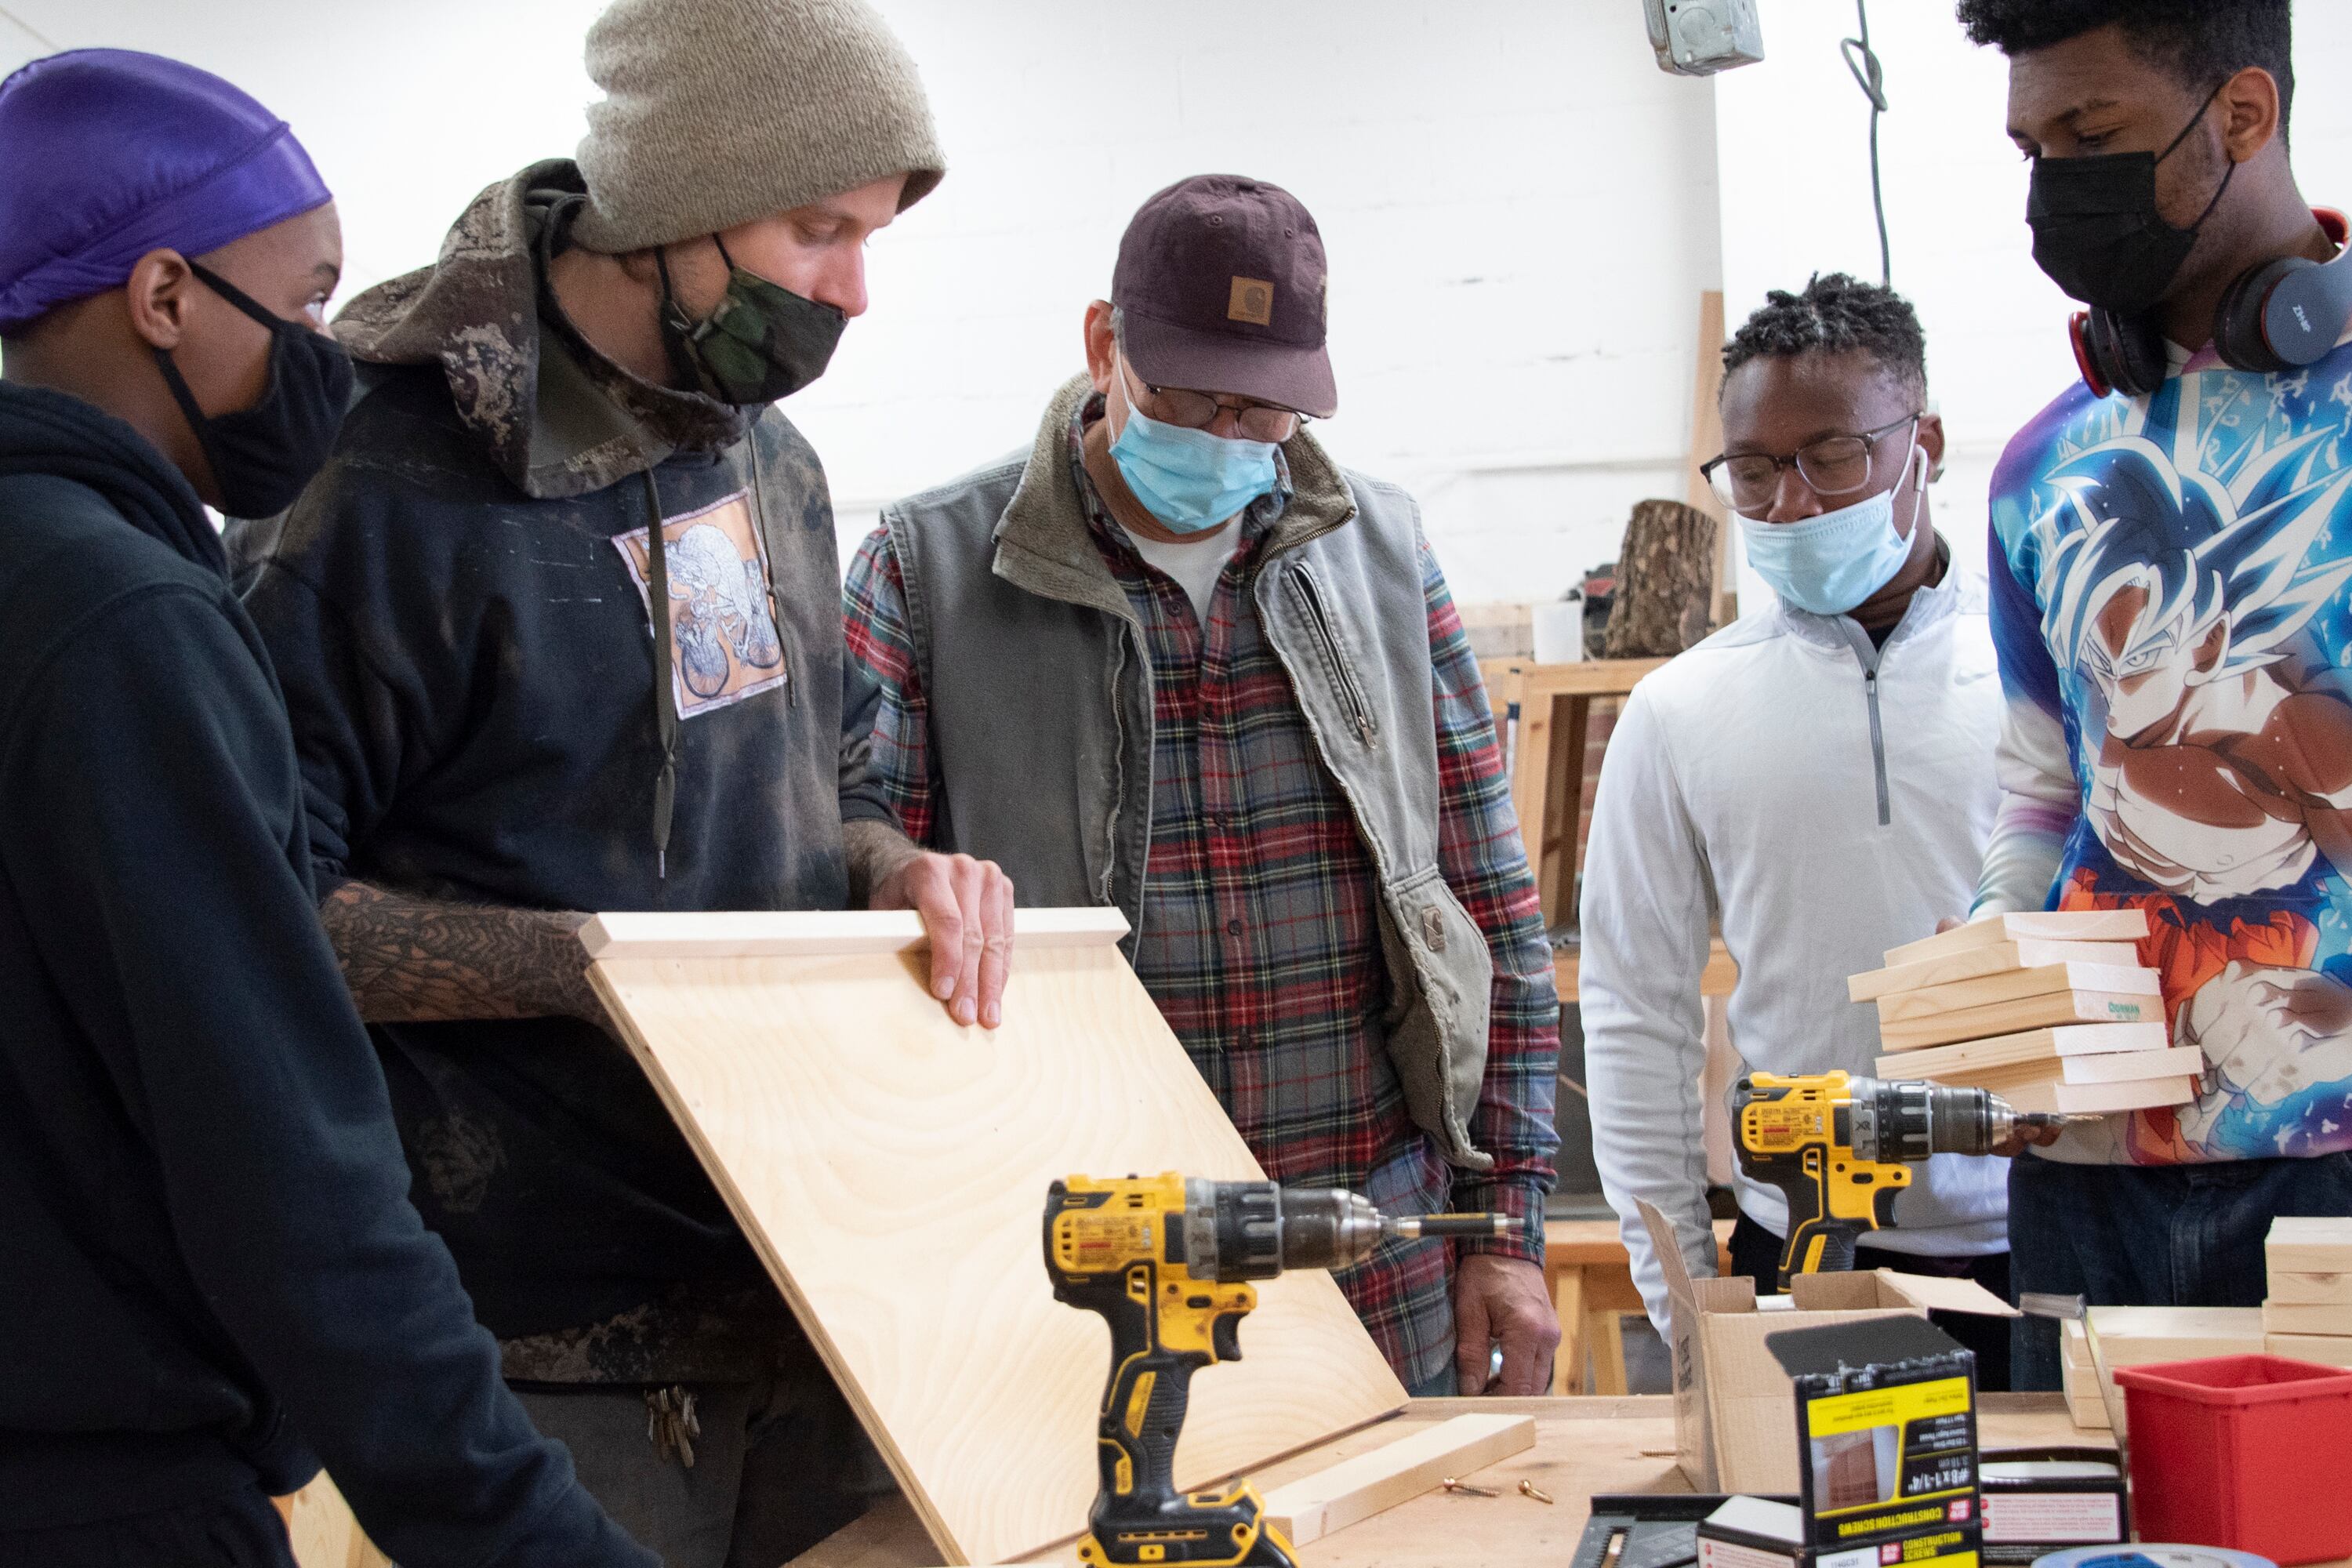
[571,0,945,255]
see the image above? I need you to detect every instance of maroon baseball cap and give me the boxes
[1111,173,1337,419]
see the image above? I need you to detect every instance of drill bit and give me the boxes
[1385,1212,1519,1241]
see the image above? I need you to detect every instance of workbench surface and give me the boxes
[797,1392,2308,1568]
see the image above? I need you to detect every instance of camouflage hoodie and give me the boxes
[228,161,898,1378]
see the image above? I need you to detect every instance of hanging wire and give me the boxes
[1841,0,1892,286]
[0,4,57,49]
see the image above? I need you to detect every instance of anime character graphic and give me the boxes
[2025,401,2352,1160]
[2035,429,2352,903]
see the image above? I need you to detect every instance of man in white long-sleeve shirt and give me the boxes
[1581,275,2015,1384]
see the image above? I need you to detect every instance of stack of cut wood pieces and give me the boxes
[2059,1306,2263,1432]
[2264,1216,2352,1369]
[1849,909,2197,1115]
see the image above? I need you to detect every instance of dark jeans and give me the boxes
[2007,1149,2352,1391]
[1730,1212,2013,1392]
[0,1484,294,1568]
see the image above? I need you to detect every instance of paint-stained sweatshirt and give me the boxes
[227,162,898,1370]
[0,382,649,1564]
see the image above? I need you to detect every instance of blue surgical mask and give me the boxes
[1109,399,1282,534]
[1738,447,1925,615]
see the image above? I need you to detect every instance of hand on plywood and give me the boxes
[1452,1254,1559,1396]
[1918,916,2060,1159]
[869,851,1016,1029]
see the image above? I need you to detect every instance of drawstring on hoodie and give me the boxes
[641,470,680,880]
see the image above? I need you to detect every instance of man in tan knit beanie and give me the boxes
[228,3,1007,1563]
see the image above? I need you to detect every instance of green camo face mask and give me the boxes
[655,236,845,405]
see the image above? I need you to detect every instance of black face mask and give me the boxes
[655,237,846,406]
[153,262,354,519]
[2027,87,2236,317]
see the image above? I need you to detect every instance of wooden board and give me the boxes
[582,906,1128,960]
[1994,1075,2194,1115]
[1871,1022,2171,1079]
[279,1475,391,1568]
[1846,940,2146,1002]
[1871,962,2158,1022]
[1910,1046,2204,1090]
[784,1396,2114,1568]
[1883,909,2150,967]
[1876,989,2163,1052]
[2268,1334,2352,1369]
[1258,1414,1535,1546]
[583,910,1407,1567]
[2264,1300,2352,1337]
[2266,1271,2352,1305]
[2270,1216,2352,1273]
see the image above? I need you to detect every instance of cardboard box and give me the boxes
[1637,1199,2019,1494]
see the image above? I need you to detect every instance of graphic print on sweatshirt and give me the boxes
[615,489,788,717]
[1992,340,2352,1164]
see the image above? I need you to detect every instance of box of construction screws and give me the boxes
[1974,1447,2125,1562]
[1751,1316,1981,1568]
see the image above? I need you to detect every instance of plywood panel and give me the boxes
[1875,989,2161,1051]
[1871,962,2158,1021]
[585,912,1407,1567]
[1882,909,2150,967]
[1258,1414,1535,1545]
[1846,939,2146,1001]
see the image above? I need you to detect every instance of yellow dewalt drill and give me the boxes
[1733,1070,2078,1287]
[1044,1173,1515,1568]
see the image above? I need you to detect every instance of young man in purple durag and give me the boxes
[0,49,653,1568]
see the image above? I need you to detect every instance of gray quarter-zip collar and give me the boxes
[1773,534,1961,829]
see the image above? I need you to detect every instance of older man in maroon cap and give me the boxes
[845,175,1562,1395]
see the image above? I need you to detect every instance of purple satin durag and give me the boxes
[0,49,331,333]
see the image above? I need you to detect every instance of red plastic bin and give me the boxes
[2112,1353,2352,1565]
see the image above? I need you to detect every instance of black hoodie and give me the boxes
[0,383,650,1565]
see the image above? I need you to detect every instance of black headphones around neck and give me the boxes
[2071,206,2352,397]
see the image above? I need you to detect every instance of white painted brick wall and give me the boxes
[4,2,2347,612]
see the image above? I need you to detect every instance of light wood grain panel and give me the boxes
[1872,962,2158,1021]
[1882,909,2150,967]
[1875,989,2162,1051]
[582,907,1128,960]
[1846,940,2145,1001]
[588,931,1406,1567]
[2267,1271,2352,1305]
[2270,1217,2352,1272]
[1870,1022,2169,1076]
[281,1474,392,1568]
[1260,1414,1534,1545]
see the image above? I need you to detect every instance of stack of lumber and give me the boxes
[2264,1216,2352,1368]
[1851,909,2197,1114]
[2060,1306,2266,1432]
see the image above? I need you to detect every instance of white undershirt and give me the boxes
[1120,521,1243,625]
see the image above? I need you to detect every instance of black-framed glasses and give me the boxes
[1702,413,1920,511]
[1118,354,1308,443]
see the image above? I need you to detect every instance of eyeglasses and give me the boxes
[1702,413,1921,512]
[1118,354,1306,443]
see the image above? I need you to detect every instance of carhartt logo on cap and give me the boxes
[1228,277,1274,325]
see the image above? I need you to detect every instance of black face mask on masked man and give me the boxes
[654,237,846,406]
[151,261,354,519]
[2027,85,2235,318]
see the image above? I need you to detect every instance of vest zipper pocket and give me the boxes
[1287,564,1378,745]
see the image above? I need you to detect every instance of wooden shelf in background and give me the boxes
[1555,938,1737,1002]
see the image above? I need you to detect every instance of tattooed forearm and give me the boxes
[842,816,924,907]
[321,880,601,1025]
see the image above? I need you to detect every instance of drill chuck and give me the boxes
[1174,1179,1517,1280]
[1842,1077,2074,1160]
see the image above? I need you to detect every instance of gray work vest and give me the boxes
[881,376,1497,1171]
